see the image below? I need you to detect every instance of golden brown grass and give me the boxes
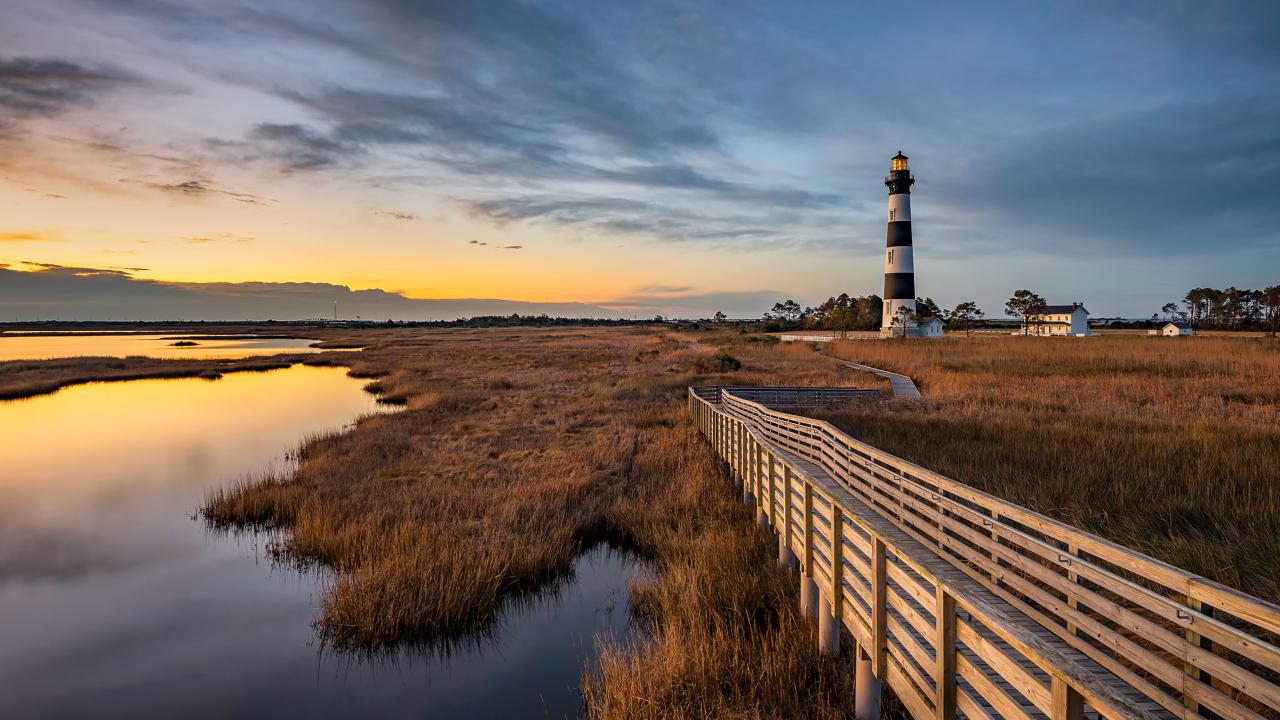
[0,355,305,399]
[822,334,1280,601]
[200,327,884,716]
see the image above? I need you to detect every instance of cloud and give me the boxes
[249,122,358,172]
[374,210,417,221]
[0,262,624,320]
[0,231,58,243]
[0,57,143,122]
[181,234,255,244]
[601,288,788,319]
[501,245,522,250]
[466,195,788,245]
[151,180,266,205]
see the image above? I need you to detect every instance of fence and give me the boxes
[688,386,1280,720]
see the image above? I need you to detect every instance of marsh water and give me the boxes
[0,364,638,718]
[0,332,329,361]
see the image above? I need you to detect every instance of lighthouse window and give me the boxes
[889,209,895,221]
[887,249,894,263]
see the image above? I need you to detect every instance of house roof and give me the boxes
[1037,304,1088,314]
[1163,322,1192,330]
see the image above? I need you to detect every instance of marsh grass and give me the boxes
[823,335,1280,601]
[0,355,304,400]
[199,327,883,716]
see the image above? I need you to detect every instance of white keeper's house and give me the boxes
[1159,322,1194,337]
[1024,303,1090,336]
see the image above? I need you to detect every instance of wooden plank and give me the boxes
[957,683,1000,720]
[872,536,888,678]
[889,655,938,720]
[937,588,957,720]
[889,619,938,704]
[833,501,846,621]
[957,654,1036,720]
[1052,675,1085,720]
[957,617,1052,714]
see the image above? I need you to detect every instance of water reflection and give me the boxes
[0,333,337,361]
[0,366,638,719]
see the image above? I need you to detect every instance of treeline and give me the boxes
[1158,287,1280,333]
[758,293,967,333]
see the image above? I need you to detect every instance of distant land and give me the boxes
[0,263,622,321]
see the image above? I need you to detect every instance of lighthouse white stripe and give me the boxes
[882,298,918,328]
[888,194,911,222]
[884,245,914,274]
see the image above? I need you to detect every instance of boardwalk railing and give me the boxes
[688,386,1280,720]
[691,386,879,407]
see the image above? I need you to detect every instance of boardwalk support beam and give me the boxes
[800,574,818,619]
[819,593,840,655]
[856,646,882,720]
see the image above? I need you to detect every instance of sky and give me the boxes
[1,0,1278,320]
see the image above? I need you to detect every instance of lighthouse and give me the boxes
[881,151,916,336]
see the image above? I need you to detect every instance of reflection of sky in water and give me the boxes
[0,367,638,719]
[0,334,341,361]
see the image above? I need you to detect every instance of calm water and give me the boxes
[0,333,333,361]
[0,366,637,718]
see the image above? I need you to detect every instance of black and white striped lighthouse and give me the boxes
[881,151,916,334]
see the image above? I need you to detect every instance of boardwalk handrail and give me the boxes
[688,386,1280,720]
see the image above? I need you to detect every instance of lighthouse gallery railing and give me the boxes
[688,386,1280,720]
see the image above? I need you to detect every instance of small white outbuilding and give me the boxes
[1161,322,1194,337]
[917,316,945,337]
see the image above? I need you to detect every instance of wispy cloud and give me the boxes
[151,180,266,205]
[0,57,144,128]
[181,234,255,244]
[374,210,418,221]
[0,230,58,243]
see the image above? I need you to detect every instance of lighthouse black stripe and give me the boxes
[884,272,915,299]
[886,221,913,248]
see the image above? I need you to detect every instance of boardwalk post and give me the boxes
[779,463,797,570]
[856,646,882,720]
[800,574,819,619]
[1183,597,1213,717]
[1051,676,1084,720]
[870,537,887,677]
[819,593,840,654]
[778,534,797,569]
[768,454,777,528]
[800,482,819,618]
[752,438,762,527]
[832,504,844,623]
[934,587,956,720]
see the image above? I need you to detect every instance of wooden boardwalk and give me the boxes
[835,360,923,398]
[688,386,1280,720]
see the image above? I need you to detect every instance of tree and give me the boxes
[948,301,984,336]
[713,311,727,323]
[890,305,916,338]
[1160,302,1179,322]
[766,299,803,324]
[1262,286,1280,337]
[915,296,943,318]
[828,304,858,339]
[1005,290,1047,335]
